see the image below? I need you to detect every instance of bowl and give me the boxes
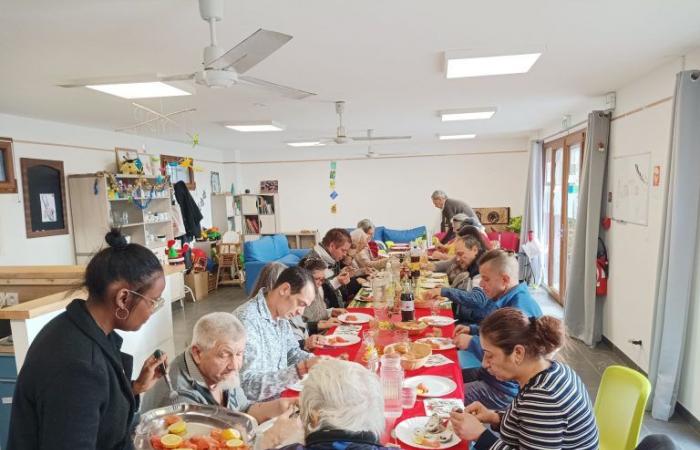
[394,320,429,336]
[384,342,432,370]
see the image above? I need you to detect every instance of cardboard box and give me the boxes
[185,271,209,301]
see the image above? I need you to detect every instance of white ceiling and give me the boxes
[1,0,699,156]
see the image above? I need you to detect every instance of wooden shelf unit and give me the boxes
[234,193,280,241]
[67,174,174,264]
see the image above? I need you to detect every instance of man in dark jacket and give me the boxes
[299,228,352,309]
[431,190,479,233]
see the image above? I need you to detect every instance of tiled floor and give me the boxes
[171,286,700,449]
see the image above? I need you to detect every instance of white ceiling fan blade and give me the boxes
[351,135,412,141]
[239,75,316,100]
[205,29,292,73]
[57,73,195,88]
[159,73,197,82]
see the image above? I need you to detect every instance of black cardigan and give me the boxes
[8,299,139,450]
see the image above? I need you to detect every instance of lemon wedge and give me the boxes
[167,420,187,435]
[221,428,241,441]
[226,438,245,448]
[160,433,184,449]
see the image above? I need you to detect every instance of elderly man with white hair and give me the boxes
[431,190,479,234]
[142,312,295,423]
[262,359,392,450]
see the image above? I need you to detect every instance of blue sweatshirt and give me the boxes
[466,282,543,396]
[440,286,495,328]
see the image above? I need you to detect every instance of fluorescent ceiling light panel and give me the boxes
[440,108,497,121]
[286,141,325,147]
[226,121,285,132]
[85,82,192,99]
[438,134,476,140]
[445,52,541,78]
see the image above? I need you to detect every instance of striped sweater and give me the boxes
[474,361,599,450]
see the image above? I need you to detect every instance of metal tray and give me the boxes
[133,403,258,449]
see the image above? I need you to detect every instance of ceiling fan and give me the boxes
[58,0,315,100]
[361,129,404,158]
[300,101,411,145]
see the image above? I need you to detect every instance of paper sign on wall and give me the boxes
[653,165,661,187]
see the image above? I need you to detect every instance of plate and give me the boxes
[133,403,257,450]
[394,416,461,450]
[415,337,456,350]
[287,374,309,392]
[324,334,361,347]
[404,375,457,398]
[338,312,373,324]
[419,316,456,327]
[430,272,448,279]
[420,281,445,289]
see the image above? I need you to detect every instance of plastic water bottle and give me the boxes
[380,353,404,420]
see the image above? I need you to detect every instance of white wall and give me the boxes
[230,139,529,236]
[0,113,229,265]
[594,49,700,418]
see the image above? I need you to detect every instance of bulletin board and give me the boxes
[612,153,651,226]
[21,158,69,238]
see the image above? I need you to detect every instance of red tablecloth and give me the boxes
[282,307,469,450]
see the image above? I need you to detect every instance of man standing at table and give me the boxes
[452,249,542,410]
[431,190,479,235]
[300,228,352,309]
[235,266,323,401]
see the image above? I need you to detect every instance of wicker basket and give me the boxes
[384,342,432,371]
[394,320,429,336]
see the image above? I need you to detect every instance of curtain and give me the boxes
[564,111,611,346]
[648,70,700,421]
[519,140,544,285]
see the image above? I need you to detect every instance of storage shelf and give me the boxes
[145,220,171,226]
[119,222,145,228]
[109,197,170,202]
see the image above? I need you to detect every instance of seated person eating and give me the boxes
[143,312,295,424]
[235,266,323,401]
[450,308,598,450]
[431,213,470,260]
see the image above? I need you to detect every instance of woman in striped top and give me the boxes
[450,308,599,450]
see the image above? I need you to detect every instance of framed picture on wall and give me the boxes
[211,171,221,193]
[20,158,69,238]
[114,147,145,175]
[260,179,278,193]
[0,137,17,193]
[161,154,196,190]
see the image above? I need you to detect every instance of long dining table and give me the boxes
[281,303,470,450]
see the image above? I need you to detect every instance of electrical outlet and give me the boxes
[0,292,19,307]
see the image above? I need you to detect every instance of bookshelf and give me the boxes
[234,193,280,241]
[67,173,174,265]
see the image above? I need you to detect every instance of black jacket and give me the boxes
[278,429,392,450]
[8,300,139,450]
[173,180,203,239]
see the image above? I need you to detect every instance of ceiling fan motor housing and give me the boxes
[196,68,238,88]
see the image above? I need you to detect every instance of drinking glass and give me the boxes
[401,386,417,409]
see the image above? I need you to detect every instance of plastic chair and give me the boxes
[594,365,651,450]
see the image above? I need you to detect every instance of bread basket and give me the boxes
[384,342,432,370]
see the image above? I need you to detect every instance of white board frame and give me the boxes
[611,152,651,226]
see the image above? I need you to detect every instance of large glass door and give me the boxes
[543,132,585,304]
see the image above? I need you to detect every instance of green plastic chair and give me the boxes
[594,365,651,450]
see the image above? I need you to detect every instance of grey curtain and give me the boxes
[564,111,611,346]
[520,140,544,285]
[648,70,700,421]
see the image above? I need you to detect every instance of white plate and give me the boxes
[404,375,457,398]
[323,334,361,347]
[421,281,444,289]
[430,272,448,279]
[394,416,461,450]
[287,374,308,392]
[338,312,373,324]
[415,337,456,350]
[419,316,456,327]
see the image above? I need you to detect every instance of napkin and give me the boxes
[423,353,453,367]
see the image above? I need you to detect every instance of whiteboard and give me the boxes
[612,153,651,225]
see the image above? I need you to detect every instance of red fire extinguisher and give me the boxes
[596,237,609,296]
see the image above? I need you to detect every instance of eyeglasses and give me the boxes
[126,289,165,312]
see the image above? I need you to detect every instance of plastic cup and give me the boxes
[401,386,417,409]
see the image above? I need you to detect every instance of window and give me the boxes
[542,131,585,304]
[160,155,196,190]
[0,138,17,193]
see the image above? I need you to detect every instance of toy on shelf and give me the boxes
[200,227,221,241]
[119,157,144,175]
[165,240,189,264]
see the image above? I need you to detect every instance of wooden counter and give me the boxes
[0,264,185,320]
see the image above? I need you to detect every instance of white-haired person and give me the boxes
[350,227,386,271]
[431,190,479,235]
[261,359,393,450]
[450,308,598,450]
[142,312,296,424]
